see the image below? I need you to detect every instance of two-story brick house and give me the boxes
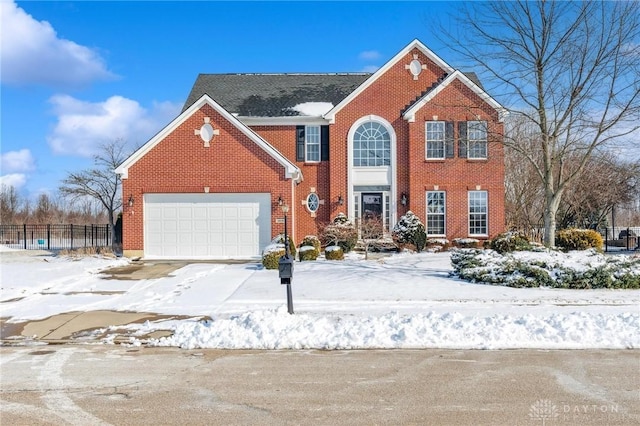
[115,39,507,259]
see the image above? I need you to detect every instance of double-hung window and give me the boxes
[425,121,445,159]
[468,191,488,236]
[305,125,320,162]
[468,121,487,159]
[426,191,446,235]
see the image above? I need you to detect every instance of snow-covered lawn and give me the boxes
[1,246,638,350]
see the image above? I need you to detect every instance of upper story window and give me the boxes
[353,121,390,167]
[425,121,445,159]
[468,121,487,159]
[305,125,320,162]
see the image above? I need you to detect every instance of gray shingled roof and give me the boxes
[182,72,484,117]
[183,74,371,117]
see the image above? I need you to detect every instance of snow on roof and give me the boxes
[290,102,334,117]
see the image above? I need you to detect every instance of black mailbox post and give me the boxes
[278,201,294,314]
[278,255,294,285]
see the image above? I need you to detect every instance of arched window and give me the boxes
[352,121,391,166]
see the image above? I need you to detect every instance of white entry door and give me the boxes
[144,193,271,259]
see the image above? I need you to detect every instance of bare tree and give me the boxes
[442,0,640,246]
[0,184,21,224]
[59,139,129,249]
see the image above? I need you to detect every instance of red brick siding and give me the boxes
[121,105,291,253]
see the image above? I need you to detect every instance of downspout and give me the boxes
[290,175,297,244]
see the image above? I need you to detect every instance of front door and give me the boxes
[361,193,383,238]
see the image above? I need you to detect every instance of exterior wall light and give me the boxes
[337,195,344,205]
[400,193,408,206]
[128,195,135,207]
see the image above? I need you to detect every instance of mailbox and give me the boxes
[278,255,294,285]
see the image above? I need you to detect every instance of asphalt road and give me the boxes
[1,346,638,425]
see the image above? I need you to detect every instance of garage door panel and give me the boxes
[144,193,270,259]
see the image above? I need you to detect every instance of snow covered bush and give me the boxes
[324,245,344,260]
[321,213,358,253]
[392,211,426,252]
[452,238,481,249]
[488,231,534,254]
[555,229,603,252]
[299,245,319,261]
[451,248,640,289]
[271,234,297,258]
[262,244,286,270]
[300,235,321,252]
[425,238,450,252]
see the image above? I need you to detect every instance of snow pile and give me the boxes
[149,307,639,350]
[290,102,333,116]
[2,248,639,349]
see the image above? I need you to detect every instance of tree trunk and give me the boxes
[543,190,563,247]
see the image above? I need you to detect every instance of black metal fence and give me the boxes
[0,224,112,251]
[601,227,640,252]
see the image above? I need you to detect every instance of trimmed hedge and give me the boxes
[299,245,319,261]
[271,234,297,258]
[262,245,286,269]
[300,235,321,252]
[325,245,344,260]
[489,231,534,254]
[555,228,603,252]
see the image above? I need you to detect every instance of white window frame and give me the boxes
[468,121,487,159]
[426,191,446,236]
[425,121,445,160]
[353,121,391,167]
[305,125,320,162]
[306,192,320,213]
[468,190,488,236]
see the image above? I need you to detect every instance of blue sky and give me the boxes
[1,0,466,199]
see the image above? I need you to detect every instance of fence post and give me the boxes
[604,228,608,252]
[626,227,631,251]
[70,224,74,250]
[47,224,51,250]
[23,224,27,250]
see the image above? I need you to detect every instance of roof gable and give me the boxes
[323,39,455,123]
[115,94,302,182]
[402,70,507,122]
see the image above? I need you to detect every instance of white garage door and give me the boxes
[144,193,271,259]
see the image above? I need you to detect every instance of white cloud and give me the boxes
[1,149,35,172]
[0,173,27,189]
[0,0,115,87]
[47,95,182,157]
[359,50,381,61]
[361,65,380,73]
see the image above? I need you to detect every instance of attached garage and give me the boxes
[144,193,271,259]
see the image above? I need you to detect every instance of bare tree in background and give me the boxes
[443,0,640,246]
[60,139,129,250]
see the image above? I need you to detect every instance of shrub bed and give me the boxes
[451,248,640,289]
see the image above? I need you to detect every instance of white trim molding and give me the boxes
[347,115,398,228]
[403,70,508,123]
